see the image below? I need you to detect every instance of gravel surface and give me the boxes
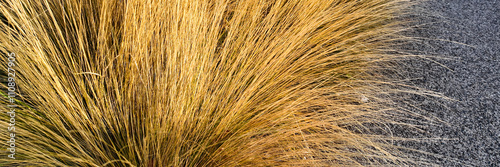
[402,0,500,166]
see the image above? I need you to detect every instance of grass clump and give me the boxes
[0,0,427,166]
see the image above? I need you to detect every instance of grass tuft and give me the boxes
[0,0,430,166]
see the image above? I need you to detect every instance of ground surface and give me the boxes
[403,0,499,166]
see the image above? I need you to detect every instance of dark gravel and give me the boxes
[400,0,500,166]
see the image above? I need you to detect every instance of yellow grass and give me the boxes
[0,0,425,166]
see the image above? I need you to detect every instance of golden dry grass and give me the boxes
[0,0,426,166]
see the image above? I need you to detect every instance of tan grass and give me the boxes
[0,0,426,166]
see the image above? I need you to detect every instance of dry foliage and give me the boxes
[0,0,428,166]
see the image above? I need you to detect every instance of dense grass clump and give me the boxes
[0,0,426,166]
